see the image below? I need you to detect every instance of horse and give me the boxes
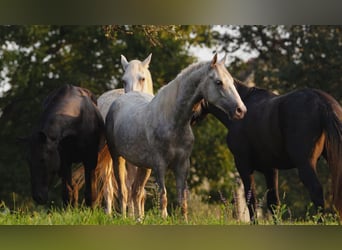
[26,85,105,207]
[192,79,342,222]
[72,54,154,216]
[105,54,247,221]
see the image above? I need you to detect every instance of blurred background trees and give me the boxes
[0,25,341,219]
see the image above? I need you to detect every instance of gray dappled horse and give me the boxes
[105,54,247,221]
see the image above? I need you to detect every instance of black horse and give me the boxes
[26,85,105,207]
[193,79,342,222]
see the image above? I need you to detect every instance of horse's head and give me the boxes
[201,54,246,120]
[27,131,60,204]
[121,54,154,94]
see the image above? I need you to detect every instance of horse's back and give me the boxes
[277,89,332,131]
[228,88,336,170]
[108,91,153,118]
[98,88,125,118]
[42,85,104,144]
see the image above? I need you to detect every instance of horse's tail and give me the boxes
[320,91,342,219]
[72,143,119,211]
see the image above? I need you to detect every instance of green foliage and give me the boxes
[190,114,236,201]
[218,25,342,100]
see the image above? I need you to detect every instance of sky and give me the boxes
[190,26,258,64]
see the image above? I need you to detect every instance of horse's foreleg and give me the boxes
[60,161,75,207]
[155,165,168,219]
[237,168,257,223]
[84,165,97,208]
[83,151,98,208]
[174,159,190,222]
[264,168,280,214]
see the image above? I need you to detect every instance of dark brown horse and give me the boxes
[26,85,105,207]
[193,79,342,222]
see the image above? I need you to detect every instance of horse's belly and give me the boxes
[253,153,294,171]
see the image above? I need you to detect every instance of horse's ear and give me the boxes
[219,53,227,65]
[142,53,152,68]
[210,53,218,67]
[121,55,129,70]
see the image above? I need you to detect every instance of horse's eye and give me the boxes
[140,77,145,82]
[215,80,223,86]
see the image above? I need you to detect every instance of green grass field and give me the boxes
[0,196,340,225]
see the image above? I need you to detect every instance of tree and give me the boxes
[217,25,342,100]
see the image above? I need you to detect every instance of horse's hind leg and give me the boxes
[113,156,128,218]
[131,165,151,220]
[103,159,114,214]
[298,164,324,211]
[125,162,137,217]
[288,133,325,214]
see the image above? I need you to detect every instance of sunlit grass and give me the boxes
[0,196,340,225]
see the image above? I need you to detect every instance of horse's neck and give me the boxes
[234,79,253,101]
[40,115,62,140]
[153,64,206,127]
[235,79,277,102]
[41,104,77,140]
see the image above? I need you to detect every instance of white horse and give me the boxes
[72,54,153,216]
[105,54,247,221]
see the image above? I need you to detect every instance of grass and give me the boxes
[0,191,340,225]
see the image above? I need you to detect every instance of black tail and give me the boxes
[320,91,342,219]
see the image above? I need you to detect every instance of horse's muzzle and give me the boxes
[232,104,247,120]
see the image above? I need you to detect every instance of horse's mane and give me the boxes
[77,86,98,105]
[233,78,276,101]
[152,61,211,117]
[156,61,210,96]
[173,61,210,83]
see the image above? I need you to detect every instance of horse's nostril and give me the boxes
[234,105,246,119]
